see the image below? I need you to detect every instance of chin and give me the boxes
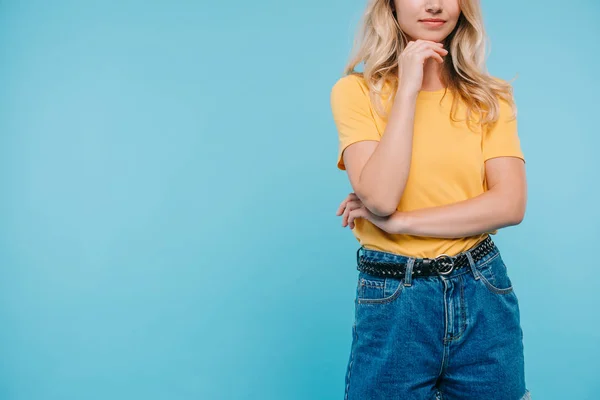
[412,35,446,42]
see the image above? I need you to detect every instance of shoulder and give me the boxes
[331,73,369,99]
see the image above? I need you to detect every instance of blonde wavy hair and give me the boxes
[342,0,517,132]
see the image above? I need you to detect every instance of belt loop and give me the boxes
[356,246,363,267]
[404,258,415,287]
[465,251,480,280]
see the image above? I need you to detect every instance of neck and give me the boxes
[421,58,446,91]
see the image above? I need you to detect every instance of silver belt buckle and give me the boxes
[434,253,454,275]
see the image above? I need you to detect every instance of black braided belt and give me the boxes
[356,235,496,279]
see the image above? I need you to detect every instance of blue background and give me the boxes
[0,0,598,399]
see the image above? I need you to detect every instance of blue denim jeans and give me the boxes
[344,237,531,399]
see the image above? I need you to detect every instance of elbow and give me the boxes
[508,214,523,226]
[376,202,399,217]
[507,205,526,226]
[497,188,526,226]
[357,192,397,217]
[370,205,397,218]
[370,195,402,217]
[355,180,403,218]
[355,175,405,218]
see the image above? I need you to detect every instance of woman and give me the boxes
[330,0,530,399]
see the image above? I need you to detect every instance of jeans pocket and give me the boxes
[476,253,514,295]
[356,271,405,304]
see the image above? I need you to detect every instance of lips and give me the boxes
[419,19,446,28]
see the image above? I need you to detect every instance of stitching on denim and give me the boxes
[445,275,468,342]
[357,281,404,304]
[476,253,513,294]
[361,278,385,288]
[457,274,467,337]
[440,277,451,350]
[478,272,513,294]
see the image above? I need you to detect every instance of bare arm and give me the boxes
[342,41,447,217]
[379,157,527,237]
[349,91,417,216]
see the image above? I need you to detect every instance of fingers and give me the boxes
[336,195,348,215]
[336,193,363,229]
[348,207,365,229]
[406,39,445,49]
[427,48,445,64]
[404,39,448,62]
[342,200,361,227]
[411,41,447,57]
[336,192,358,216]
[348,209,357,229]
[342,199,362,227]
[336,201,344,216]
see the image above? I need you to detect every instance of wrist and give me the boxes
[391,211,412,234]
[395,89,418,103]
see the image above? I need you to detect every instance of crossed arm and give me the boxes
[396,156,527,238]
[339,156,527,238]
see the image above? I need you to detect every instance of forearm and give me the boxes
[358,91,417,216]
[392,189,523,238]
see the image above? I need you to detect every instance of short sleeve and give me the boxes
[330,74,381,170]
[482,97,525,163]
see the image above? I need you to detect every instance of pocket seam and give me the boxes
[357,279,404,304]
[479,273,514,294]
[477,258,514,295]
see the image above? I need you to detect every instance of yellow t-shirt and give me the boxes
[330,73,525,258]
